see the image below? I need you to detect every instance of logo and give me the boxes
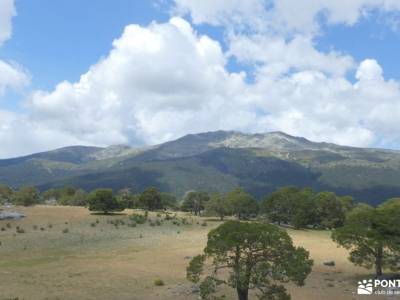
[358,279,374,295]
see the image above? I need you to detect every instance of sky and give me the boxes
[1,0,400,158]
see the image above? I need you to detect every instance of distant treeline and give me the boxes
[2,183,398,230]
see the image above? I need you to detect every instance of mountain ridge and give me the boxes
[1,130,400,205]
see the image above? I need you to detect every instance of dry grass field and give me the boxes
[0,206,391,300]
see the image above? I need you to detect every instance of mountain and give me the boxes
[1,130,400,205]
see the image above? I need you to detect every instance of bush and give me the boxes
[62,228,69,234]
[16,227,25,234]
[88,189,124,214]
[154,279,164,286]
[130,213,147,224]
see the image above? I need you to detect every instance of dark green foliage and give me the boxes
[0,184,13,204]
[187,221,313,300]
[16,227,25,234]
[13,186,39,206]
[205,193,230,220]
[130,213,147,224]
[314,192,349,228]
[332,200,400,276]
[181,191,210,216]
[60,189,88,206]
[261,187,353,229]
[225,188,258,220]
[87,189,123,214]
[42,188,61,201]
[160,192,178,209]
[43,187,88,206]
[154,279,164,286]
[2,131,400,205]
[139,187,162,211]
[116,188,138,209]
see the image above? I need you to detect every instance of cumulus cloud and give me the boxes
[0,0,29,98]
[0,18,248,157]
[0,0,15,46]
[174,0,400,34]
[0,60,29,96]
[2,1,400,157]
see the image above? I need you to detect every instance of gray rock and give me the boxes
[191,284,200,293]
[0,211,25,220]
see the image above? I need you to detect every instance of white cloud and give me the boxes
[0,17,249,157]
[228,34,354,77]
[174,0,400,34]
[0,0,15,46]
[2,2,400,157]
[0,60,29,96]
[0,0,29,98]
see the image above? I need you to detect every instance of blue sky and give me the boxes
[1,0,400,157]
[2,1,399,89]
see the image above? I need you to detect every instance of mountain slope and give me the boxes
[1,130,400,205]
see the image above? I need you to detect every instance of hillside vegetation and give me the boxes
[1,131,400,205]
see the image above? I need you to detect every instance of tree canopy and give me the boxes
[139,186,162,211]
[225,188,258,220]
[205,192,230,220]
[332,201,400,276]
[13,186,39,206]
[181,191,210,216]
[261,187,353,229]
[87,189,123,214]
[187,221,313,300]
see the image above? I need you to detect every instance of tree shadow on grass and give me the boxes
[89,212,127,216]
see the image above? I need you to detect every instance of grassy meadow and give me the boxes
[0,206,388,300]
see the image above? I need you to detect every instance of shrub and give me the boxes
[88,189,124,214]
[62,228,69,234]
[33,225,38,230]
[90,222,96,227]
[130,213,147,224]
[1,227,5,231]
[154,279,164,286]
[16,227,25,234]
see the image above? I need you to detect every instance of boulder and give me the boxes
[0,211,25,220]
